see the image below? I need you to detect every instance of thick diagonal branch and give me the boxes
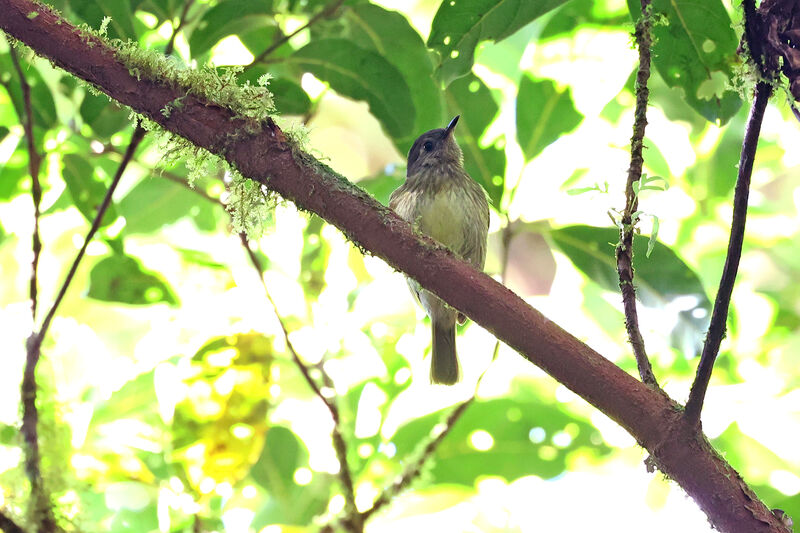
[0,2,790,531]
[684,82,772,425]
[616,0,657,387]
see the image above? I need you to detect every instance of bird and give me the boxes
[389,115,490,384]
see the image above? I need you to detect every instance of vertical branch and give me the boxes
[239,235,361,532]
[18,12,187,527]
[9,46,43,321]
[615,0,658,387]
[684,81,772,425]
[21,126,145,532]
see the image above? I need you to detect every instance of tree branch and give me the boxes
[615,0,657,387]
[8,45,43,321]
[684,81,772,425]
[0,509,26,533]
[0,2,790,531]
[248,0,345,67]
[239,235,361,532]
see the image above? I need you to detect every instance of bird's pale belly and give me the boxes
[416,188,470,251]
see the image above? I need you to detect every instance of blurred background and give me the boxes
[1,0,800,531]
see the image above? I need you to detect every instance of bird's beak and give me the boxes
[443,115,459,138]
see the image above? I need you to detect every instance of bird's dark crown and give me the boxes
[406,117,463,176]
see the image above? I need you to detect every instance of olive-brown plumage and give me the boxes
[389,116,489,384]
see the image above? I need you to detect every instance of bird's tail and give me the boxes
[431,318,459,385]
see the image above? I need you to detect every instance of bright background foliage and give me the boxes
[1,0,800,531]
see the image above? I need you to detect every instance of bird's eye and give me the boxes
[423,140,434,152]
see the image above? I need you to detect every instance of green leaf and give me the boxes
[445,73,505,205]
[72,0,138,40]
[88,253,178,305]
[343,3,444,152]
[250,426,303,493]
[90,371,159,428]
[516,75,583,161]
[0,53,58,129]
[358,166,405,205]
[290,38,415,140]
[392,393,610,485]
[79,92,130,140]
[428,0,569,85]
[268,78,311,115]
[61,153,118,227]
[550,225,711,355]
[540,0,630,39]
[189,0,276,58]
[117,176,221,234]
[627,0,741,125]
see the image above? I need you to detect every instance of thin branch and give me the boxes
[684,81,772,425]
[615,0,658,387]
[9,46,43,321]
[360,399,471,522]
[357,225,512,524]
[21,128,144,527]
[247,0,345,67]
[10,43,54,533]
[168,0,193,55]
[0,509,26,533]
[239,235,360,531]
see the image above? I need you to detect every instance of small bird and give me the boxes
[389,116,490,385]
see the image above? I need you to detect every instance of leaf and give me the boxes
[505,226,556,297]
[268,78,311,115]
[290,38,415,140]
[117,176,221,234]
[80,92,130,139]
[428,0,570,85]
[627,0,741,125]
[71,0,138,40]
[343,3,444,152]
[358,167,405,205]
[189,0,276,57]
[445,73,505,205]
[62,153,118,227]
[550,225,711,355]
[250,426,303,493]
[88,253,178,305]
[540,0,630,40]
[516,75,583,161]
[0,53,58,129]
[391,394,611,485]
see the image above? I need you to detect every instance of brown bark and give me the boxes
[0,1,789,531]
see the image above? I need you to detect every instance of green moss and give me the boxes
[27,11,39,19]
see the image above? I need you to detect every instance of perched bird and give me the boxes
[389,116,490,384]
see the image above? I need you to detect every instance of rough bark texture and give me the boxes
[0,1,790,531]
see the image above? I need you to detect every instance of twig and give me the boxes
[360,399,470,521]
[0,509,26,533]
[247,0,345,67]
[615,0,658,387]
[22,128,145,518]
[239,235,360,531]
[169,0,194,53]
[10,43,54,533]
[356,221,513,524]
[684,81,772,425]
[9,46,43,321]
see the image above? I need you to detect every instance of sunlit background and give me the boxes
[1,0,800,531]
